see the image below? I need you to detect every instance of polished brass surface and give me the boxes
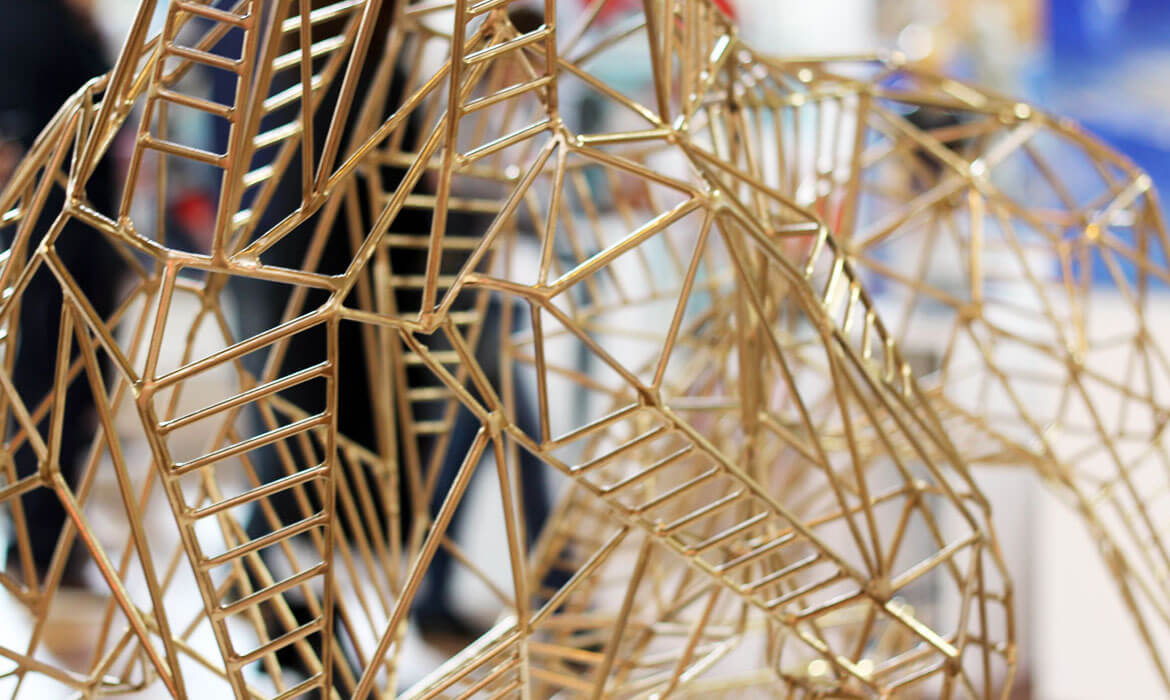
[779,57,1170,689]
[0,0,1156,697]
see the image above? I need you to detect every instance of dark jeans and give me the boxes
[415,298,551,617]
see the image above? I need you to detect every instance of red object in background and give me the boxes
[171,189,217,249]
[594,0,735,23]
[711,0,735,17]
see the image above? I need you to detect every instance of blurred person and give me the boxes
[0,0,120,585]
[0,0,125,667]
[214,1,555,685]
[216,3,426,684]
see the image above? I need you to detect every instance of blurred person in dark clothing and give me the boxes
[0,0,123,591]
[215,1,553,663]
[209,5,552,688]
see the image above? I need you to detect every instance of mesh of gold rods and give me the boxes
[0,0,1162,697]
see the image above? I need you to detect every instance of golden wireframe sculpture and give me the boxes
[725,54,1170,690]
[0,1,1043,698]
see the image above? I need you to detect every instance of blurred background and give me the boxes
[4,0,1168,697]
